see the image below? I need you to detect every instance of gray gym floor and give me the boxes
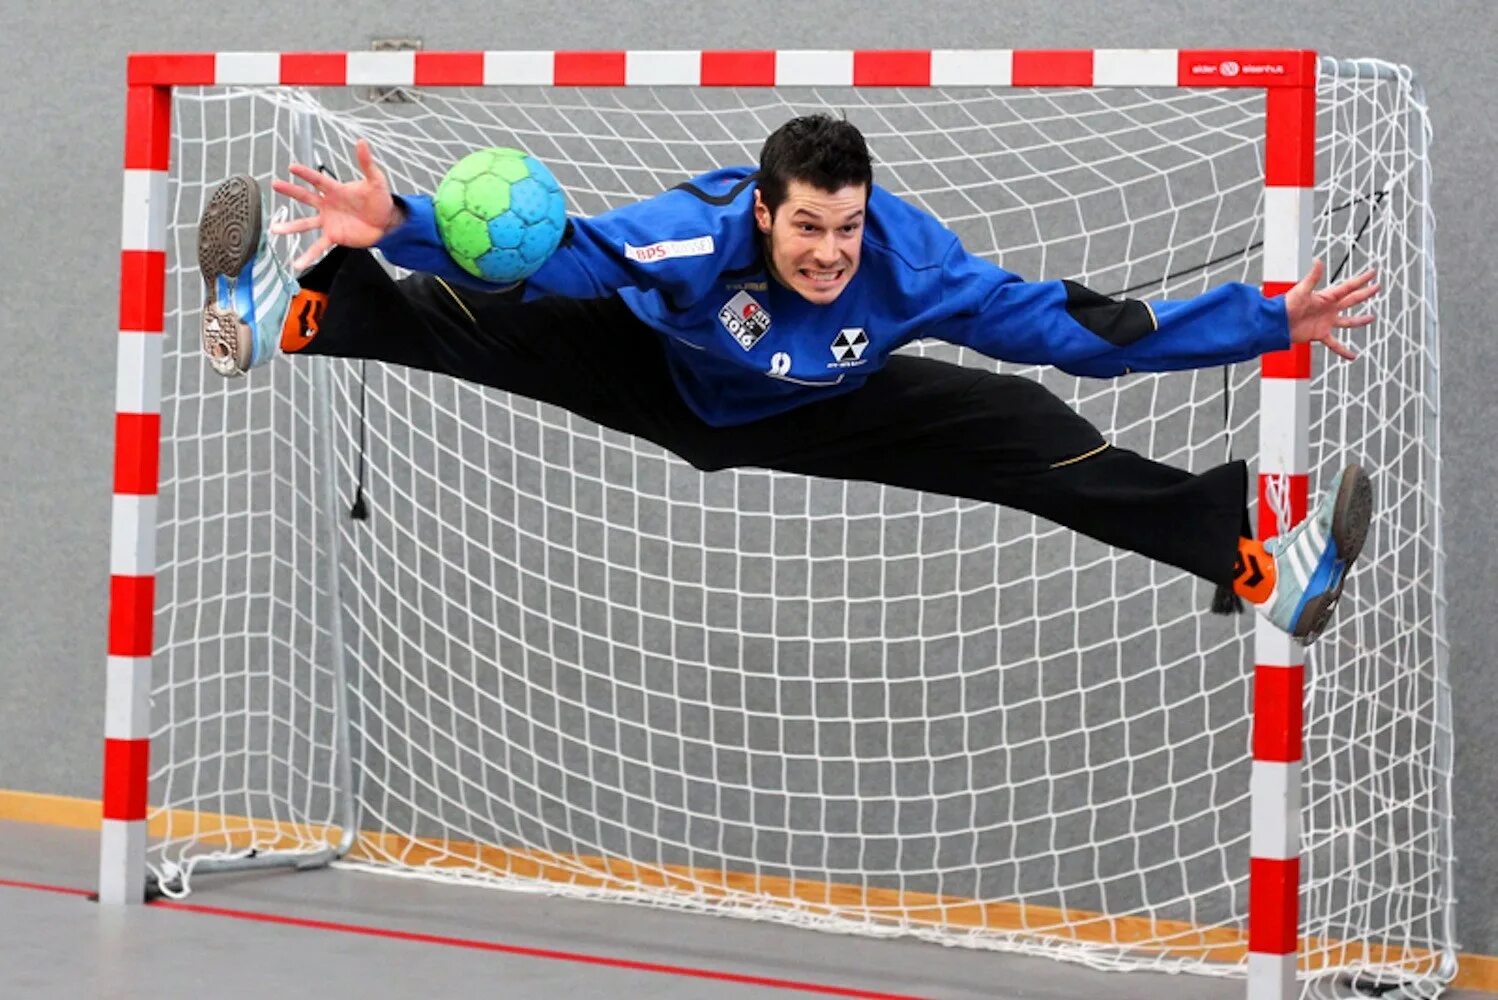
[1,820,1484,999]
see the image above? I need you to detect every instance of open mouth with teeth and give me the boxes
[800,268,845,285]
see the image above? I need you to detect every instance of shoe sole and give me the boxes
[1292,464,1373,643]
[198,175,262,377]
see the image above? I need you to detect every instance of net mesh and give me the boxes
[144,58,1450,996]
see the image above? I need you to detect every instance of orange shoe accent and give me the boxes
[1232,537,1277,605]
[280,288,328,353]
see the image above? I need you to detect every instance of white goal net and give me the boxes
[143,58,1449,996]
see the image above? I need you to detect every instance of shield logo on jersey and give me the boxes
[718,290,773,350]
[830,327,869,365]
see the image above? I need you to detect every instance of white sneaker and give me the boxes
[197,175,298,377]
[1257,464,1374,644]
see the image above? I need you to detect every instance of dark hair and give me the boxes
[757,114,873,216]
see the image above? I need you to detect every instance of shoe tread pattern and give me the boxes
[198,175,261,293]
[196,176,262,376]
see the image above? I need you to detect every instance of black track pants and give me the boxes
[296,249,1248,586]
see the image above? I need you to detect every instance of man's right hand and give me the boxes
[270,138,402,270]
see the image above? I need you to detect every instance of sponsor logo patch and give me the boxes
[828,327,869,368]
[1187,60,1289,79]
[624,235,715,263]
[718,290,773,350]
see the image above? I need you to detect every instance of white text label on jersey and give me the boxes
[624,235,716,263]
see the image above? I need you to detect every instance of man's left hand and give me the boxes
[1284,260,1379,361]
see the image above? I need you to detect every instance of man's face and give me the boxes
[754,180,866,305]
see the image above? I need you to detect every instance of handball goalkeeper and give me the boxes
[196,114,1378,642]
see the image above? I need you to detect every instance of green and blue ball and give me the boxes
[433,147,567,284]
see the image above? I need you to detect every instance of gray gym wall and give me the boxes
[2,0,1493,964]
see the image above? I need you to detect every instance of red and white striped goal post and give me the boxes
[110,48,1319,1000]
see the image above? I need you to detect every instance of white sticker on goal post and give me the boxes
[1250,759,1302,860]
[347,50,416,87]
[1257,378,1310,476]
[120,170,168,252]
[625,50,701,86]
[1092,49,1179,87]
[105,655,153,741]
[775,50,855,86]
[483,51,555,86]
[115,330,163,414]
[1255,615,1301,668]
[624,235,715,263]
[1247,953,1298,1000]
[110,494,157,578]
[1263,187,1316,284]
[214,52,280,85]
[98,819,148,905]
[930,50,1013,86]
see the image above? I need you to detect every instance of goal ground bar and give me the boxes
[6,790,1475,986]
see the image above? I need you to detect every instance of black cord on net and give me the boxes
[1100,190,1387,614]
[349,359,370,521]
[315,160,371,522]
[1105,190,1386,456]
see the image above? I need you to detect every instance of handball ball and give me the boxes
[433,147,567,284]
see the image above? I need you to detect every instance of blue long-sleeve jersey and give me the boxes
[376,167,1290,427]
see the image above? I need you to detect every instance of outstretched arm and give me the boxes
[273,141,755,304]
[270,139,403,270]
[1284,260,1378,361]
[269,139,517,289]
[929,240,1380,377]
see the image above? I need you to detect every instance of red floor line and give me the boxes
[139,891,928,999]
[152,898,929,999]
[0,877,95,898]
[1,876,928,998]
